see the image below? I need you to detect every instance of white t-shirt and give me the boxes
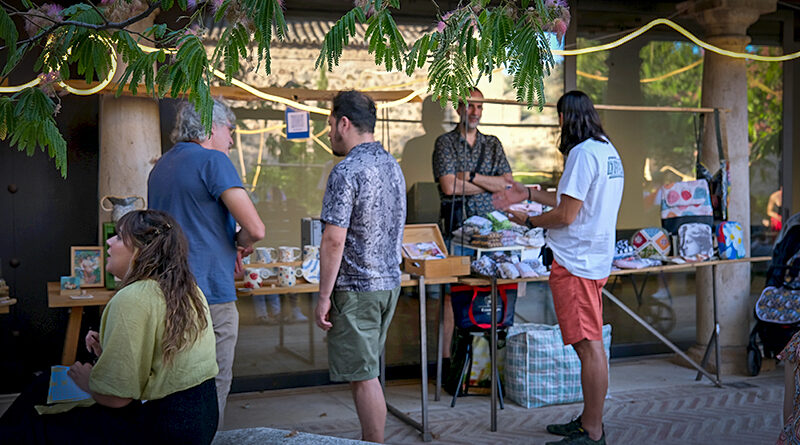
[546,137,624,280]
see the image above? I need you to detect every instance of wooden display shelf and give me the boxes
[235,275,460,296]
[246,261,302,268]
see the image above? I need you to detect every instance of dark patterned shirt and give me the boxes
[432,128,512,218]
[321,141,406,292]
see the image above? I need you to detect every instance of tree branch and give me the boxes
[8,0,162,49]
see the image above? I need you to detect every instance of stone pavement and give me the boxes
[222,356,785,445]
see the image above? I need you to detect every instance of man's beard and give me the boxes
[331,133,346,157]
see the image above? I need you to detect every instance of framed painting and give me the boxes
[70,246,104,288]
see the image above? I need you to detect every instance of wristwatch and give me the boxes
[468,171,477,183]
[527,187,533,202]
[525,216,535,229]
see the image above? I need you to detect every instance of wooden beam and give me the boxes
[58,81,423,103]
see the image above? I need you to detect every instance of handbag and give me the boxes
[678,223,714,262]
[630,227,671,259]
[450,283,517,329]
[716,221,745,260]
[696,110,730,222]
[659,180,714,235]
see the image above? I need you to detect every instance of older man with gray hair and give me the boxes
[148,99,265,429]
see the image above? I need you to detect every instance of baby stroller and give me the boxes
[748,212,800,376]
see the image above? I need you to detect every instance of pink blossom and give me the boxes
[545,0,568,9]
[210,0,225,12]
[99,0,114,5]
[441,11,454,21]
[37,71,61,97]
[436,20,445,33]
[353,0,376,17]
[552,18,568,40]
[23,3,63,37]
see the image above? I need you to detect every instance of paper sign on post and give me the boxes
[285,107,310,140]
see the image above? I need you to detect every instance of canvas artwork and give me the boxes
[70,246,104,288]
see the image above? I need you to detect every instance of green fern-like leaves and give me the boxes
[5,89,67,177]
[316,7,366,70]
[0,7,18,75]
[240,0,287,75]
[364,8,407,72]
[212,23,250,84]
[506,19,554,109]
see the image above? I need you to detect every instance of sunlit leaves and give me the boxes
[319,0,559,109]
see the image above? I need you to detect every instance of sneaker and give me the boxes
[257,315,280,325]
[545,428,605,445]
[288,307,308,323]
[546,416,582,437]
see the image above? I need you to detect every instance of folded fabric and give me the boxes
[614,239,635,260]
[486,211,513,231]
[471,255,497,276]
[498,262,521,279]
[612,257,662,269]
[464,215,493,230]
[516,262,538,278]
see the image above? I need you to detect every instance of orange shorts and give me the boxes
[549,260,607,345]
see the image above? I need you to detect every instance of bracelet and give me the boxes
[527,187,533,202]
[468,171,477,183]
[525,216,534,229]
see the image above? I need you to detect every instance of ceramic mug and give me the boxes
[279,246,302,263]
[243,268,263,289]
[303,245,320,261]
[258,267,276,280]
[255,247,277,264]
[277,266,302,287]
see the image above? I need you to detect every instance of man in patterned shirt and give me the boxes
[433,87,514,235]
[432,88,513,368]
[314,90,406,443]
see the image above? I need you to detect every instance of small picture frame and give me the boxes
[70,246,104,288]
[60,276,81,290]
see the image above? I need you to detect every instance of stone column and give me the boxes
[97,11,161,236]
[679,0,776,374]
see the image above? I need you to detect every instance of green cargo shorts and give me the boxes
[327,287,401,382]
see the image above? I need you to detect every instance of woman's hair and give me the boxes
[171,98,235,144]
[556,90,608,156]
[116,210,208,365]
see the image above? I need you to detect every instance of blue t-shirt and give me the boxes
[147,142,243,304]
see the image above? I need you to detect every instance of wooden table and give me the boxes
[0,298,16,314]
[457,256,771,432]
[47,282,115,365]
[236,275,460,442]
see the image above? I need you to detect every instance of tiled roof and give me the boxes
[206,17,436,48]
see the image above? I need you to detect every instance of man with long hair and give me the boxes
[494,90,624,445]
[314,90,406,443]
[148,99,265,429]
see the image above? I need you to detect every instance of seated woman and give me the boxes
[0,210,219,444]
